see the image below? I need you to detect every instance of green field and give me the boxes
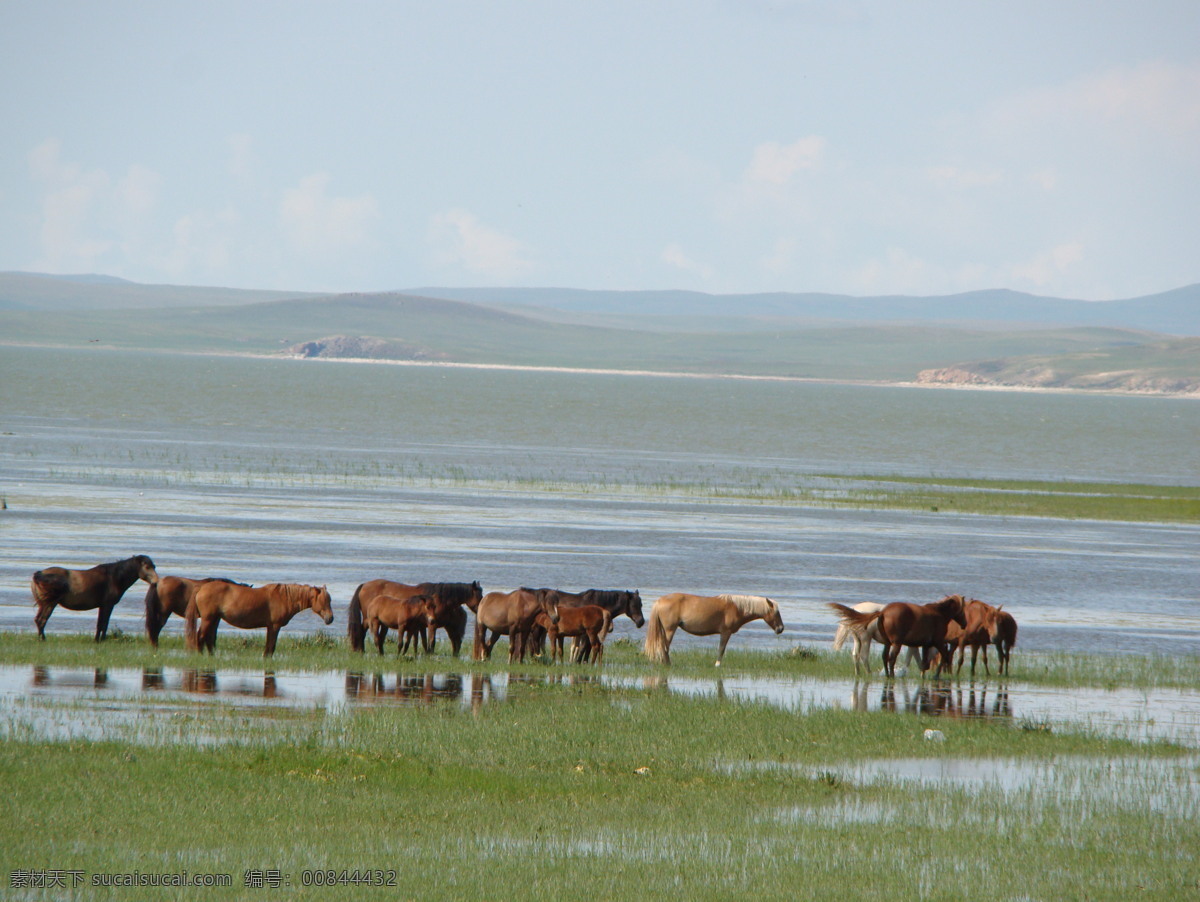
[2,636,1198,900]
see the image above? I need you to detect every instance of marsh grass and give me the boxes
[3,632,1198,690]
[1,672,1196,900]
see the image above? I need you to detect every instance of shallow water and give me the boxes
[2,346,1198,658]
[4,665,1199,748]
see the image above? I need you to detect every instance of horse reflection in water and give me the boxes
[31,665,109,689]
[344,672,466,706]
[872,681,1011,720]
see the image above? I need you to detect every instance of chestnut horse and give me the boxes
[186,582,334,657]
[365,594,437,655]
[829,595,967,678]
[644,593,784,666]
[144,575,250,648]
[992,609,1018,675]
[527,588,644,658]
[947,598,1001,677]
[535,604,613,664]
[31,554,159,641]
[831,601,922,675]
[472,588,560,663]
[348,580,482,655]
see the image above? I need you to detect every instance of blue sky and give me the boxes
[2,1,1197,299]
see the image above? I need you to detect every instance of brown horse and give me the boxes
[473,588,560,663]
[186,582,334,657]
[948,598,1001,677]
[365,594,437,655]
[534,604,613,664]
[643,593,784,666]
[348,580,481,655]
[829,595,967,678]
[528,588,643,658]
[144,575,251,648]
[992,609,1018,675]
[31,555,159,641]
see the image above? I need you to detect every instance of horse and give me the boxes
[472,588,560,663]
[535,604,613,664]
[947,598,1001,677]
[831,600,922,675]
[527,588,644,658]
[992,608,1018,675]
[185,581,334,657]
[828,595,967,678]
[348,580,481,655]
[365,594,438,655]
[643,593,784,666]
[31,554,159,641]
[144,575,251,648]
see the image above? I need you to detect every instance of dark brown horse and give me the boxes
[365,594,437,655]
[529,588,644,658]
[992,608,1018,675]
[535,604,613,664]
[186,581,334,657]
[829,595,967,678]
[31,555,159,641]
[348,580,482,655]
[144,575,251,648]
[473,588,560,662]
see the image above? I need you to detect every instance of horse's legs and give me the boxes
[34,602,56,639]
[95,603,115,642]
[263,626,279,658]
[198,615,219,654]
[715,631,732,666]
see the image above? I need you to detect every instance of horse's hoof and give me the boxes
[714,661,721,667]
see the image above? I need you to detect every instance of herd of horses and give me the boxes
[29,554,1016,676]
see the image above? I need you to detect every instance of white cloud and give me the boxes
[744,136,825,185]
[1009,241,1085,289]
[429,208,532,281]
[924,165,1002,190]
[280,173,379,253]
[29,139,112,271]
[161,207,240,279]
[660,242,715,281]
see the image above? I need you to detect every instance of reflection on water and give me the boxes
[3,665,1199,747]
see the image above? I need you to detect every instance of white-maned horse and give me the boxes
[644,593,784,666]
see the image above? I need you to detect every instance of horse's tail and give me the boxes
[832,622,849,651]
[144,581,163,647]
[183,597,199,651]
[827,602,879,635]
[643,604,669,663]
[347,584,366,652]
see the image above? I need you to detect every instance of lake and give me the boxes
[1,345,1197,655]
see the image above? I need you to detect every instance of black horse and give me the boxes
[32,555,159,641]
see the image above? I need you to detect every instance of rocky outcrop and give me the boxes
[916,363,1200,395]
[289,335,447,361]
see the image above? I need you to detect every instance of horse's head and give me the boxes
[136,555,160,585]
[313,586,335,624]
[466,580,484,612]
[763,599,785,635]
[420,595,439,619]
[626,590,645,628]
[937,594,967,628]
[537,590,560,624]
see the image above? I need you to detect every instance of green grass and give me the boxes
[1,663,1196,900]
[4,632,1199,691]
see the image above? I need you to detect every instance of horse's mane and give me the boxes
[581,589,635,608]
[418,582,479,606]
[718,594,774,616]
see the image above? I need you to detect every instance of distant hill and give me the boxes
[408,285,1200,336]
[0,271,320,311]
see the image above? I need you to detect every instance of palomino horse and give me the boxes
[144,575,250,648]
[829,595,967,678]
[643,593,784,666]
[473,588,560,663]
[348,580,482,655]
[535,604,613,664]
[365,594,437,655]
[31,555,159,641]
[831,601,922,675]
[186,582,334,657]
[992,609,1018,675]
[527,588,644,658]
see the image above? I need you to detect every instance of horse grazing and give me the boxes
[144,575,250,648]
[473,588,560,662]
[535,604,613,664]
[31,555,159,641]
[365,594,438,656]
[829,595,967,678]
[186,582,334,657]
[992,608,1018,675]
[348,580,481,655]
[831,600,922,675]
[643,593,784,666]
